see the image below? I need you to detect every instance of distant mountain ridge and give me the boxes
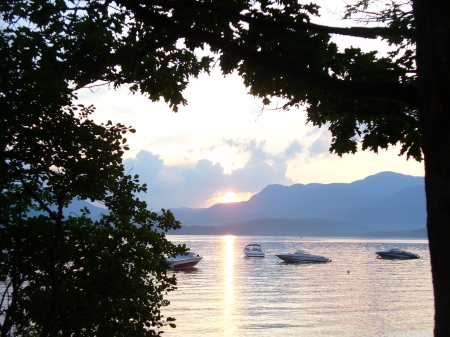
[170,171,426,233]
[28,199,107,221]
[54,171,426,237]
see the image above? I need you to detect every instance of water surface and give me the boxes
[163,236,433,336]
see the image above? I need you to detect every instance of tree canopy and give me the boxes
[0,0,420,158]
[1,1,188,335]
[0,100,187,336]
[1,0,450,336]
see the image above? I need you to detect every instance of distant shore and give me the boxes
[168,220,427,238]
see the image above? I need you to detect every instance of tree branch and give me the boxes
[130,35,178,80]
[132,0,416,39]
[116,0,419,109]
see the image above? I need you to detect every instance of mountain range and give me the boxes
[57,171,427,237]
[168,171,426,235]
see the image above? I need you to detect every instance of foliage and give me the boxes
[0,102,186,336]
[1,209,183,337]
[1,0,193,335]
[217,1,419,159]
[0,0,212,113]
[0,0,419,159]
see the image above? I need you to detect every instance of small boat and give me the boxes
[243,244,265,257]
[375,248,420,259]
[276,250,331,263]
[166,252,203,269]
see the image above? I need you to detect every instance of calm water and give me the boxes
[162,236,433,336]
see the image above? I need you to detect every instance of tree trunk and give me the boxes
[414,0,450,336]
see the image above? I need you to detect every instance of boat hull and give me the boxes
[276,254,331,263]
[376,252,419,259]
[169,258,202,269]
[244,251,265,257]
[166,252,203,270]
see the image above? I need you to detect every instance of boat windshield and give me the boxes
[389,248,404,253]
[294,250,309,255]
[245,244,262,251]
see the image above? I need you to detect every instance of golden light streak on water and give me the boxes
[222,235,237,335]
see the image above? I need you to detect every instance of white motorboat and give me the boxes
[166,252,203,269]
[276,250,331,263]
[376,248,420,259]
[243,244,265,257]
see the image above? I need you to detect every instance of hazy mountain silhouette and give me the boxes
[170,172,426,234]
[33,171,425,237]
[332,185,426,230]
[28,199,107,221]
[64,199,107,220]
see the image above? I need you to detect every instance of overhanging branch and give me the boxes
[131,0,416,39]
[116,0,418,109]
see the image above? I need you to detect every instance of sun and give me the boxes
[222,192,237,203]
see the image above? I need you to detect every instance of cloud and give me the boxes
[223,138,302,163]
[284,140,303,158]
[224,138,235,146]
[228,161,291,192]
[121,140,296,209]
[124,150,164,181]
[308,129,332,157]
[181,160,225,190]
[244,140,269,165]
[309,138,330,156]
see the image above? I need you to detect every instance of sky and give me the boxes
[77,1,423,210]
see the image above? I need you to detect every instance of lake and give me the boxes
[162,235,433,336]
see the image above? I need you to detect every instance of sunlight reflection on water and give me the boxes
[223,235,236,335]
[162,236,433,337]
